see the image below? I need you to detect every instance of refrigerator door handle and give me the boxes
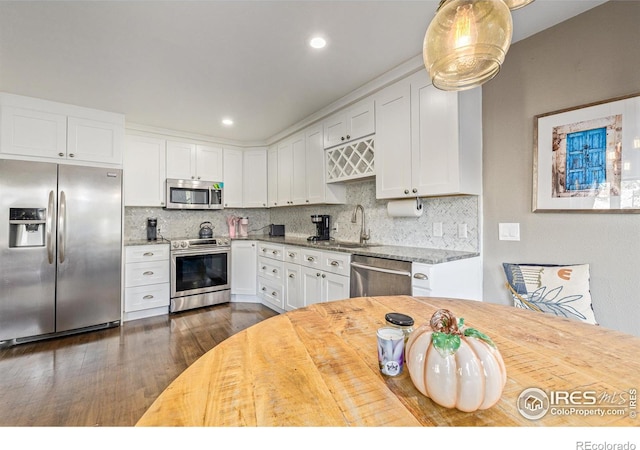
[46,190,55,264]
[58,190,66,264]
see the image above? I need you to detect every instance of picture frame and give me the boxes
[533,93,640,213]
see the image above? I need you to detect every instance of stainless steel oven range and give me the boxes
[170,237,230,313]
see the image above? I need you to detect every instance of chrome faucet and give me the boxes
[351,204,370,245]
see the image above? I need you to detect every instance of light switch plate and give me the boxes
[458,223,468,238]
[499,223,520,241]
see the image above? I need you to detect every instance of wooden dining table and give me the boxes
[136,296,639,426]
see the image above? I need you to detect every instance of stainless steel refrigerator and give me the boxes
[0,160,122,344]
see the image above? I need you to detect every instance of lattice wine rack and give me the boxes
[326,137,375,183]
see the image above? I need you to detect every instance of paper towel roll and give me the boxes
[387,199,423,217]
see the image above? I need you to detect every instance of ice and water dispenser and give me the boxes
[9,208,46,248]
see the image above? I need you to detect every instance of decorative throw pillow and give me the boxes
[502,263,598,325]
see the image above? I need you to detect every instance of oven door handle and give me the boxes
[172,247,230,257]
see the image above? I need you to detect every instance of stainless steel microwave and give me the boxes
[165,179,224,210]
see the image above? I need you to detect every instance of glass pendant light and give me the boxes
[424,0,513,91]
[502,0,535,10]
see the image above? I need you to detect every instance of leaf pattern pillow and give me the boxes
[503,263,598,325]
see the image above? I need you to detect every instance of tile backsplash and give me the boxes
[125,179,479,252]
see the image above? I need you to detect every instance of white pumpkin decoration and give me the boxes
[405,309,507,412]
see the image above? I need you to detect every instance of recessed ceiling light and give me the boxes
[222,118,234,126]
[309,37,326,49]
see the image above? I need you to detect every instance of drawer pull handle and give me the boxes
[413,273,428,280]
[289,274,295,278]
[272,269,277,274]
[272,251,278,255]
[262,266,267,270]
[262,248,267,252]
[143,252,154,256]
[307,257,315,262]
[143,271,154,276]
[288,253,296,258]
[262,287,267,291]
[330,261,339,266]
[272,292,277,296]
[143,295,154,300]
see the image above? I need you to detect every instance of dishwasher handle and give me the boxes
[350,261,411,277]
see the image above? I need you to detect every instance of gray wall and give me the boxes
[482,1,640,336]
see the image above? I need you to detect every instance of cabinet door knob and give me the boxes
[322,274,326,278]
[413,273,428,280]
[316,273,321,277]
[262,266,266,270]
[289,273,295,278]
[341,136,345,141]
[288,253,296,258]
[272,269,277,274]
[412,188,418,194]
[272,251,278,255]
[346,134,350,139]
[262,287,267,291]
[262,248,267,252]
[272,291,277,296]
[68,153,75,158]
[197,176,201,180]
[58,152,65,157]
[404,189,410,194]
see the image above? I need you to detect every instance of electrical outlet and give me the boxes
[433,222,443,237]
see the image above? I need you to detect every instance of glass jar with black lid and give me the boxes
[384,312,414,343]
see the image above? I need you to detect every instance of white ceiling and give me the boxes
[0,0,609,144]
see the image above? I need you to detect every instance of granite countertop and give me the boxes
[124,236,478,264]
[124,238,171,247]
[240,235,479,265]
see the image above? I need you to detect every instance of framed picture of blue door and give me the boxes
[533,92,640,212]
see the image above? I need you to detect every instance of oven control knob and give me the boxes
[172,241,179,249]
[180,241,188,248]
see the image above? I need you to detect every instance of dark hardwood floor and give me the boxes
[0,302,278,427]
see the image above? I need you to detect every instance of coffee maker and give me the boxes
[308,214,331,241]
[147,217,158,241]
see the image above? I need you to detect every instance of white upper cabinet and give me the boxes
[242,147,268,208]
[0,93,124,166]
[375,70,482,199]
[323,98,375,149]
[166,140,223,181]
[222,146,243,208]
[223,146,268,208]
[276,138,294,206]
[306,124,346,205]
[267,145,279,207]
[124,135,166,207]
[290,133,307,205]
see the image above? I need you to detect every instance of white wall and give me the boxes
[482,1,640,336]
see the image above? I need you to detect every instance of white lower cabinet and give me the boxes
[299,249,350,307]
[257,243,286,311]
[124,243,170,321]
[411,257,481,301]
[284,263,303,311]
[259,244,350,312]
[231,240,257,297]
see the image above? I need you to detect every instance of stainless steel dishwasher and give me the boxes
[350,254,412,297]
